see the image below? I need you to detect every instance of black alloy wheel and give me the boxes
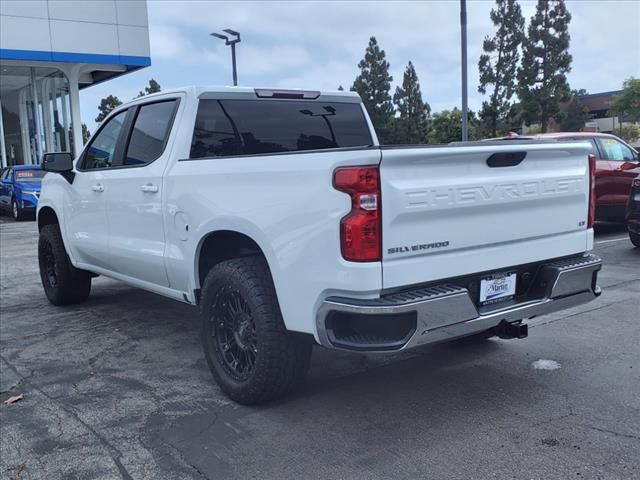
[210,289,258,381]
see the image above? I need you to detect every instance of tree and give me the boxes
[517,0,573,133]
[616,124,640,144]
[427,108,477,144]
[478,0,524,137]
[558,89,589,131]
[351,37,394,143]
[95,95,122,123]
[390,61,430,144]
[81,123,91,144]
[137,79,161,98]
[337,85,344,91]
[609,77,640,123]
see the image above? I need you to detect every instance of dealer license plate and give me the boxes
[479,272,517,305]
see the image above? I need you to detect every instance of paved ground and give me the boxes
[0,217,638,480]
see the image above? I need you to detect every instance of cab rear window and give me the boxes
[190,99,372,159]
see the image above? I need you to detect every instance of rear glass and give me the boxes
[190,99,372,158]
[15,169,46,182]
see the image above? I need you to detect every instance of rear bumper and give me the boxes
[316,254,602,352]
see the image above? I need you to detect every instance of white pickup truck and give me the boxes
[38,87,602,404]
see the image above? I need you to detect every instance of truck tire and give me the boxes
[38,224,92,306]
[630,231,640,248]
[200,256,312,404]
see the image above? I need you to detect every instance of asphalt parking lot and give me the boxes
[1,218,638,480]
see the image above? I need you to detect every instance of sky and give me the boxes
[80,0,640,131]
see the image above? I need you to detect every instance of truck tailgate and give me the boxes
[379,142,592,289]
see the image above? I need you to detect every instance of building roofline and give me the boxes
[1,48,151,90]
[0,48,150,67]
[578,90,623,99]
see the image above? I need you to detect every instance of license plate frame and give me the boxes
[479,271,517,306]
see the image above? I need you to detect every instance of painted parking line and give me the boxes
[595,236,629,245]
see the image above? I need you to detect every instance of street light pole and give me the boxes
[211,29,241,86]
[230,41,238,87]
[460,0,469,141]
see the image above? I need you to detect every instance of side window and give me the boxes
[599,138,635,162]
[82,111,127,170]
[190,100,241,158]
[558,137,599,157]
[125,100,177,166]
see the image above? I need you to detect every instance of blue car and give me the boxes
[0,165,46,221]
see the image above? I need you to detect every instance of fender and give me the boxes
[191,215,280,293]
[37,174,78,266]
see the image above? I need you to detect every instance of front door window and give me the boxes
[81,111,127,170]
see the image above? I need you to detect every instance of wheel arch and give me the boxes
[37,206,60,231]
[195,229,275,296]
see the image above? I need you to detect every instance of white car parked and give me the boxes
[37,86,602,404]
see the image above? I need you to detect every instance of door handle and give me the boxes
[141,183,159,193]
[92,184,104,193]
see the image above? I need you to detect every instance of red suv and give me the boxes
[492,132,640,222]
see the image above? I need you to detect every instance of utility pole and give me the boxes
[460,0,469,141]
[211,29,241,86]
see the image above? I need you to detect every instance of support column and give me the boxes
[41,78,55,154]
[66,66,83,158]
[18,89,31,165]
[60,85,70,152]
[30,67,44,164]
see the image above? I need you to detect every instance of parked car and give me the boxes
[487,132,640,222]
[626,176,640,247]
[37,87,602,404]
[0,165,45,220]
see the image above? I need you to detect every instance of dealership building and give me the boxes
[0,0,150,168]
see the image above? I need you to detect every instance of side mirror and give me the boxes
[42,152,73,173]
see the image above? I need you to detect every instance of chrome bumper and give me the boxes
[316,254,602,352]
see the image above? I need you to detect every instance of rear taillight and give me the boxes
[333,166,381,262]
[588,153,596,228]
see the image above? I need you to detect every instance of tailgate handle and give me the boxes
[486,151,527,167]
